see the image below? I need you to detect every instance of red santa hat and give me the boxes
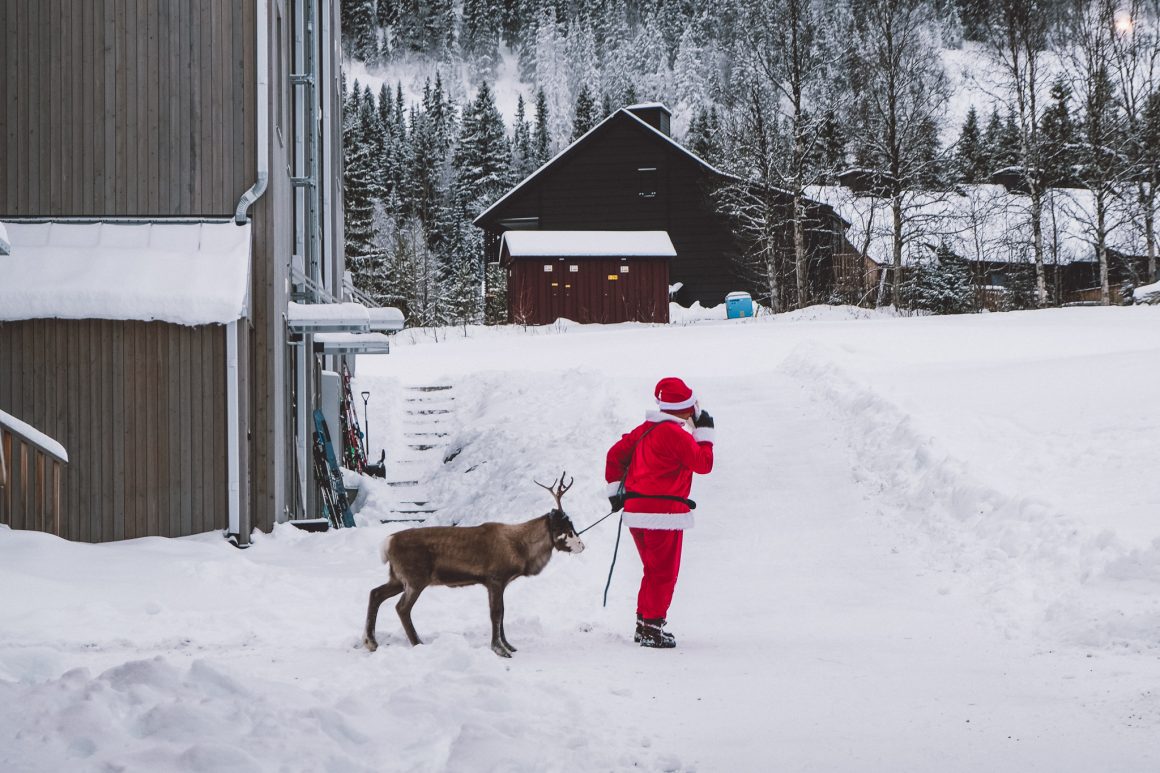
[654,377,697,412]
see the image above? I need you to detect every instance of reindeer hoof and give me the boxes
[363,635,378,652]
[492,643,513,658]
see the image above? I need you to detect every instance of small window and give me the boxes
[569,265,579,272]
[638,168,657,198]
[620,265,630,273]
[544,264,553,272]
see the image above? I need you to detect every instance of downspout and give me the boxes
[235,0,270,225]
[226,0,267,546]
[226,319,244,545]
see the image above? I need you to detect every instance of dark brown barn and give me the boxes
[475,103,848,314]
[501,231,674,324]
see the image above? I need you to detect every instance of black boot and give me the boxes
[635,615,676,648]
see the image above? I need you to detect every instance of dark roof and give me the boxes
[474,105,842,228]
[474,107,730,226]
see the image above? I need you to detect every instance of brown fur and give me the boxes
[362,512,581,658]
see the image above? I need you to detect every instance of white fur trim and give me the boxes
[644,410,686,424]
[656,393,697,411]
[692,426,715,444]
[623,511,694,530]
[606,480,623,496]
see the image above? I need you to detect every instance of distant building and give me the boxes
[475,103,854,321]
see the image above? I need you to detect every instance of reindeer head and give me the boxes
[536,472,585,554]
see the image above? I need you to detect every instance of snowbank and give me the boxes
[3,306,1160,771]
[1134,279,1160,304]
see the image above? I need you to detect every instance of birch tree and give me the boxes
[980,0,1054,306]
[848,0,950,307]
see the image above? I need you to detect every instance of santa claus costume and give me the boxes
[605,377,715,648]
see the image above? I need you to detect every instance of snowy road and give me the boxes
[2,306,1159,771]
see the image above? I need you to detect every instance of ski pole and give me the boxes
[360,391,371,457]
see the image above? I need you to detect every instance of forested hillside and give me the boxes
[341,0,1160,321]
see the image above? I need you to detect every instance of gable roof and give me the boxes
[473,107,727,227]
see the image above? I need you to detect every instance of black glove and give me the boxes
[609,493,625,512]
[694,409,714,429]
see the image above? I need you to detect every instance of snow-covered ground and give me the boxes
[3,305,1160,772]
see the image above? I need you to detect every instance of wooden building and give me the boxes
[0,0,380,544]
[501,231,674,324]
[475,103,849,314]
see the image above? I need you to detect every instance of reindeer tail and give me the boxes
[378,536,392,565]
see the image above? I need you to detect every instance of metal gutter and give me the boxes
[235,0,270,225]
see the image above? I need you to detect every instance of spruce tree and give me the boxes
[532,88,552,164]
[1039,79,1076,186]
[454,82,512,215]
[955,106,987,183]
[571,84,598,141]
[340,0,377,61]
[462,0,501,76]
[511,94,536,179]
[982,108,1004,176]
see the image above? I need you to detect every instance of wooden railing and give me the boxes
[0,412,68,537]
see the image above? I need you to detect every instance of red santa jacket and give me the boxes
[605,411,714,530]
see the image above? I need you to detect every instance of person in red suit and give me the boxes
[605,377,715,648]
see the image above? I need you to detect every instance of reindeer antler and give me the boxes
[534,471,574,510]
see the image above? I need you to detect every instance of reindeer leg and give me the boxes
[496,580,517,653]
[486,582,513,658]
[363,578,404,652]
[396,584,426,646]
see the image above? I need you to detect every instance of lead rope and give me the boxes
[602,516,624,608]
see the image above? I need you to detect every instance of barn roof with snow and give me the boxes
[500,230,677,259]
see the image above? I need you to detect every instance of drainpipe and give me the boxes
[235,0,270,225]
[226,320,245,545]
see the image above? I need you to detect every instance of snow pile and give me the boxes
[1134,279,1160,304]
[0,221,9,255]
[3,306,1160,770]
[0,409,68,462]
[0,221,251,326]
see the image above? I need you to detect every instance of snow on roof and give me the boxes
[808,184,1148,267]
[0,221,251,325]
[500,230,677,258]
[0,408,68,463]
[0,221,10,255]
[625,102,670,113]
[287,301,406,333]
[474,106,725,226]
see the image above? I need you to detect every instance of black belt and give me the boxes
[624,491,696,510]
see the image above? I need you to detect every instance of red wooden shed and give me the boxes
[500,231,675,325]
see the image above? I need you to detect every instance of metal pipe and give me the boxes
[226,320,244,543]
[235,0,270,225]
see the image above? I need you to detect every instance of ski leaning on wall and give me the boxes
[313,409,356,528]
[339,363,367,473]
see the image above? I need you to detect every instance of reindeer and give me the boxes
[363,473,585,658]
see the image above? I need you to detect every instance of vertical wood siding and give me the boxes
[0,0,254,217]
[508,258,670,325]
[0,320,229,542]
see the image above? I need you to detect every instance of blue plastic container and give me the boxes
[725,291,754,319]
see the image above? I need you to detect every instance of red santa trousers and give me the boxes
[630,527,684,620]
